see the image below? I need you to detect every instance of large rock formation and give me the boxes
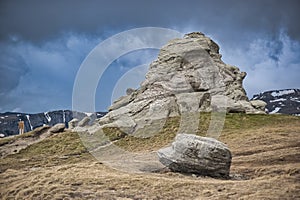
[157,134,232,178]
[99,32,264,134]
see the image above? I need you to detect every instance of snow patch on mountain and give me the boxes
[252,89,300,115]
[84,112,94,117]
[270,98,287,103]
[291,97,300,103]
[26,115,33,131]
[269,107,281,114]
[63,110,66,123]
[271,89,295,97]
[44,112,52,122]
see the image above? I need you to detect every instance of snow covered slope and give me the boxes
[252,89,300,115]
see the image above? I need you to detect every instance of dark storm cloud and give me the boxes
[1,0,300,43]
[0,48,29,94]
[0,34,101,112]
[0,0,299,112]
[267,39,284,61]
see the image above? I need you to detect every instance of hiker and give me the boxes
[18,120,24,135]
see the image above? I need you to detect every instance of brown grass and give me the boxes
[0,113,299,199]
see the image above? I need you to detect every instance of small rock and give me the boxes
[33,125,51,134]
[29,167,42,171]
[49,123,65,133]
[157,133,232,178]
[68,118,79,129]
[250,100,267,110]
[59,155,69,159]
[78,116,91,127]
[126,88,135,95]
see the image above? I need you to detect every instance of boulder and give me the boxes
[99,32,264,134]
[157,134,232,178]
[68,118,79,129]
[32,125,51,133]
[49,123,65,133]
[250,100,267,111]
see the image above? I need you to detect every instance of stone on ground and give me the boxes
[78,116,91,127]
[68,118,79,129]
[157,133,232,178]
[49,123,65,133]
[250,100,267,111]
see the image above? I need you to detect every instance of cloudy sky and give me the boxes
[0,0,299,113]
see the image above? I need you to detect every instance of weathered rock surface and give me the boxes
[99,32,264,134]
[157,134,231,178]
[78,116,91,127]
[49,123,65,133]
[68,118,79,129]
[126,88,136,95]
[250,100,267,111]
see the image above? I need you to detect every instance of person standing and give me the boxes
[18,120,24,134]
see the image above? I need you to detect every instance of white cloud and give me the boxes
[221,31,300,98]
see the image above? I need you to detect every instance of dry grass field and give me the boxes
[0,113,299,199]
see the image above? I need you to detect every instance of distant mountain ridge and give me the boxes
[1,89,299,137]
[0,110,107,137]
[251,89,300,115]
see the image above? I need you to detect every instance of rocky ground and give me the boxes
[0,113,299,199]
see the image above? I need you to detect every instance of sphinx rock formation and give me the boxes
[99,32,264,134]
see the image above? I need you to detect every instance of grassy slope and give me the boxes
[0,113,299,199]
